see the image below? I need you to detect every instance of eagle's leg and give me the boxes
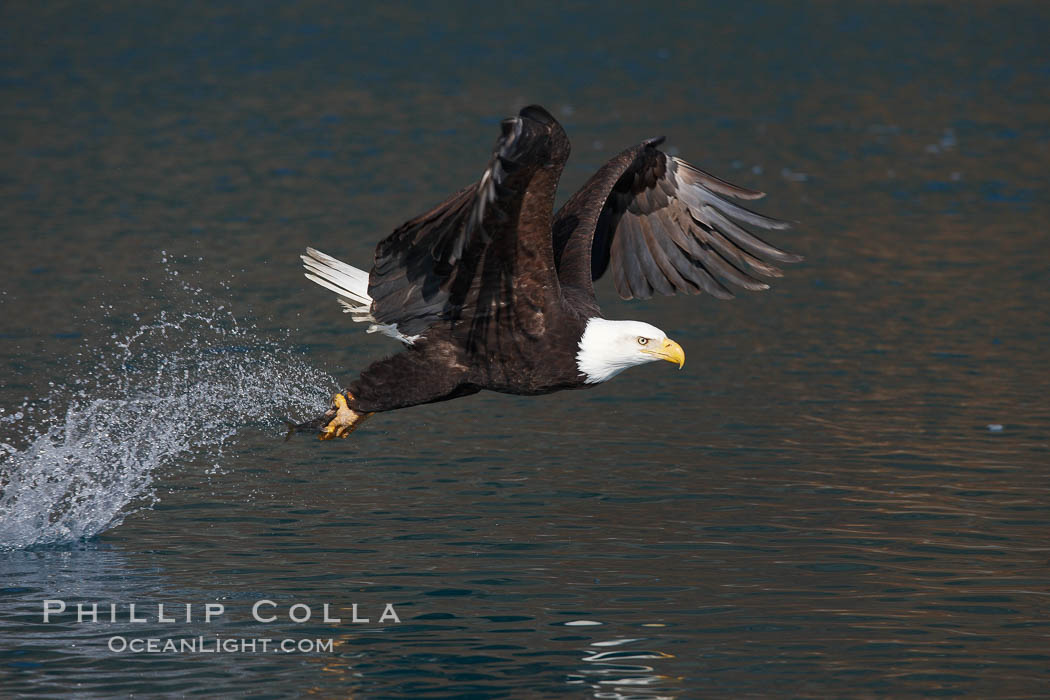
[283,392,373,441]
[318,392,374,441]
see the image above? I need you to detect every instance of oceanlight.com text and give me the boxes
[107,636,335,654]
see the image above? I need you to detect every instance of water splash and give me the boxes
[0,273,333,550]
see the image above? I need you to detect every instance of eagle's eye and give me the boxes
[637,337,649,345]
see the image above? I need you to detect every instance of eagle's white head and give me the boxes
[576,318,686,384]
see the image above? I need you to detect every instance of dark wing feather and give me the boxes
[368,183,479,335]
[368,109,563,338]
[553,141,801,304]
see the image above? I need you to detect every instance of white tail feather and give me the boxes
[301,247,419,344]
[302,247,371,306]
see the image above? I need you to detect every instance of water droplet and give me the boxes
[0,273,332,549]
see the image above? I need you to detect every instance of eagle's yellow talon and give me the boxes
[318,393,371,441]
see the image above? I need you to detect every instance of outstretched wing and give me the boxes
[553,140,801,303]
[367,106,565,342]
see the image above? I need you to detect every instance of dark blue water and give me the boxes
[2,2,1049,697]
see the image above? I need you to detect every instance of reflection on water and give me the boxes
[573,636,677,699]
[2,0,1049,697]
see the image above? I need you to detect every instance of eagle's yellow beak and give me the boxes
[643,338,685,369]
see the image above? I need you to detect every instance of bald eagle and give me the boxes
[291,105,800,440]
